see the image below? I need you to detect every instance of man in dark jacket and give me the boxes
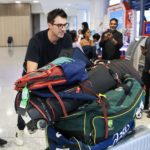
[99,18,123,60]
[141,36,150,117]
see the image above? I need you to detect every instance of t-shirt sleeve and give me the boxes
[25,37,40,63]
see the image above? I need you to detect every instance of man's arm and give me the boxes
[110,32,123,47]
[26,61,38,73]
[24,37,40,73]
[112,32,123,48]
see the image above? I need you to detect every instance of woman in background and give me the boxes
[80,29,93,47]
[81,22,89,31]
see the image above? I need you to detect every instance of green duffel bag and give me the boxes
[54,74,145,145]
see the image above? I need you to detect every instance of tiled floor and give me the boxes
[0,47,46,150]
[0,47,149,150]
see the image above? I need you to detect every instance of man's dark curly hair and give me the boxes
[47,8,67,24]
[110,18,118,25]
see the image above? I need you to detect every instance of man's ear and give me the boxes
[140,45,147,56]
[48,23,52,30]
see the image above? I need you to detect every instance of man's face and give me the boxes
[109,20,118,31]
[48,16,68,39]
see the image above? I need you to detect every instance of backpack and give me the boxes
[72,47,93,68]
[15,57,88,91]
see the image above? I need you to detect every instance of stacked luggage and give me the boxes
[14,57,145,150]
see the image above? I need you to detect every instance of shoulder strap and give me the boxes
[79,82,108,139]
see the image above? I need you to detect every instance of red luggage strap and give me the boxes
[48,84,68,117]
[79,82,108,139]
[29,100,48,121]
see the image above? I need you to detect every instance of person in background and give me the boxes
[77,29,83,42]
[0,138,7,146]
[80,29,98,60]
[93,33,101,58]
[69,30,93,68]
[81,22,89,31]
[141,36,150,117]
[15,8,72,146]
[69,30,84,53]
[80,22,89,41]
[99,18,123,60]
[80,29,93,47]
[93,33,101,44]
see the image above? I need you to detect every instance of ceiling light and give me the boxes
[33,0,39,3]
[15,0,21,3]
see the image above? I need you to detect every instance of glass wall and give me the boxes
[136,10,150,36]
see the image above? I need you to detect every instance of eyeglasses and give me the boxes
[86,31,91,34]
[52,23,69,29]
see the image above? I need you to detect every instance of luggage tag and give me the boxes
[17,85,29,116]
[22,111,32,124]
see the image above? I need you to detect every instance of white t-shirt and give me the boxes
[73,42,84,53]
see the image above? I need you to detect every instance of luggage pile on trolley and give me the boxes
[14,57,145,150]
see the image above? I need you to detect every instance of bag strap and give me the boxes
[46,98,56,121]
[116,77,134,106]
[104,63,122,86]
[48,84,68,117]
[29,100,48,121]
[79,82,108,139]
[36,98,52,122]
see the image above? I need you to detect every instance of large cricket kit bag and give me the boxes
[14,57,145,150]
[46,74,145,150]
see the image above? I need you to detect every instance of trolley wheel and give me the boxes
[136,112,142,119]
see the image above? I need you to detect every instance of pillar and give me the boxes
[89,0,109,33]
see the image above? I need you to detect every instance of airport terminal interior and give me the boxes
[0,0,150,150]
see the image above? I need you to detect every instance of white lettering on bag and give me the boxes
[112,124,130,145]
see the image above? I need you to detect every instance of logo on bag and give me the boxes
[56,132,62,138]
[108,120,114,131]
[112,124,130,145]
